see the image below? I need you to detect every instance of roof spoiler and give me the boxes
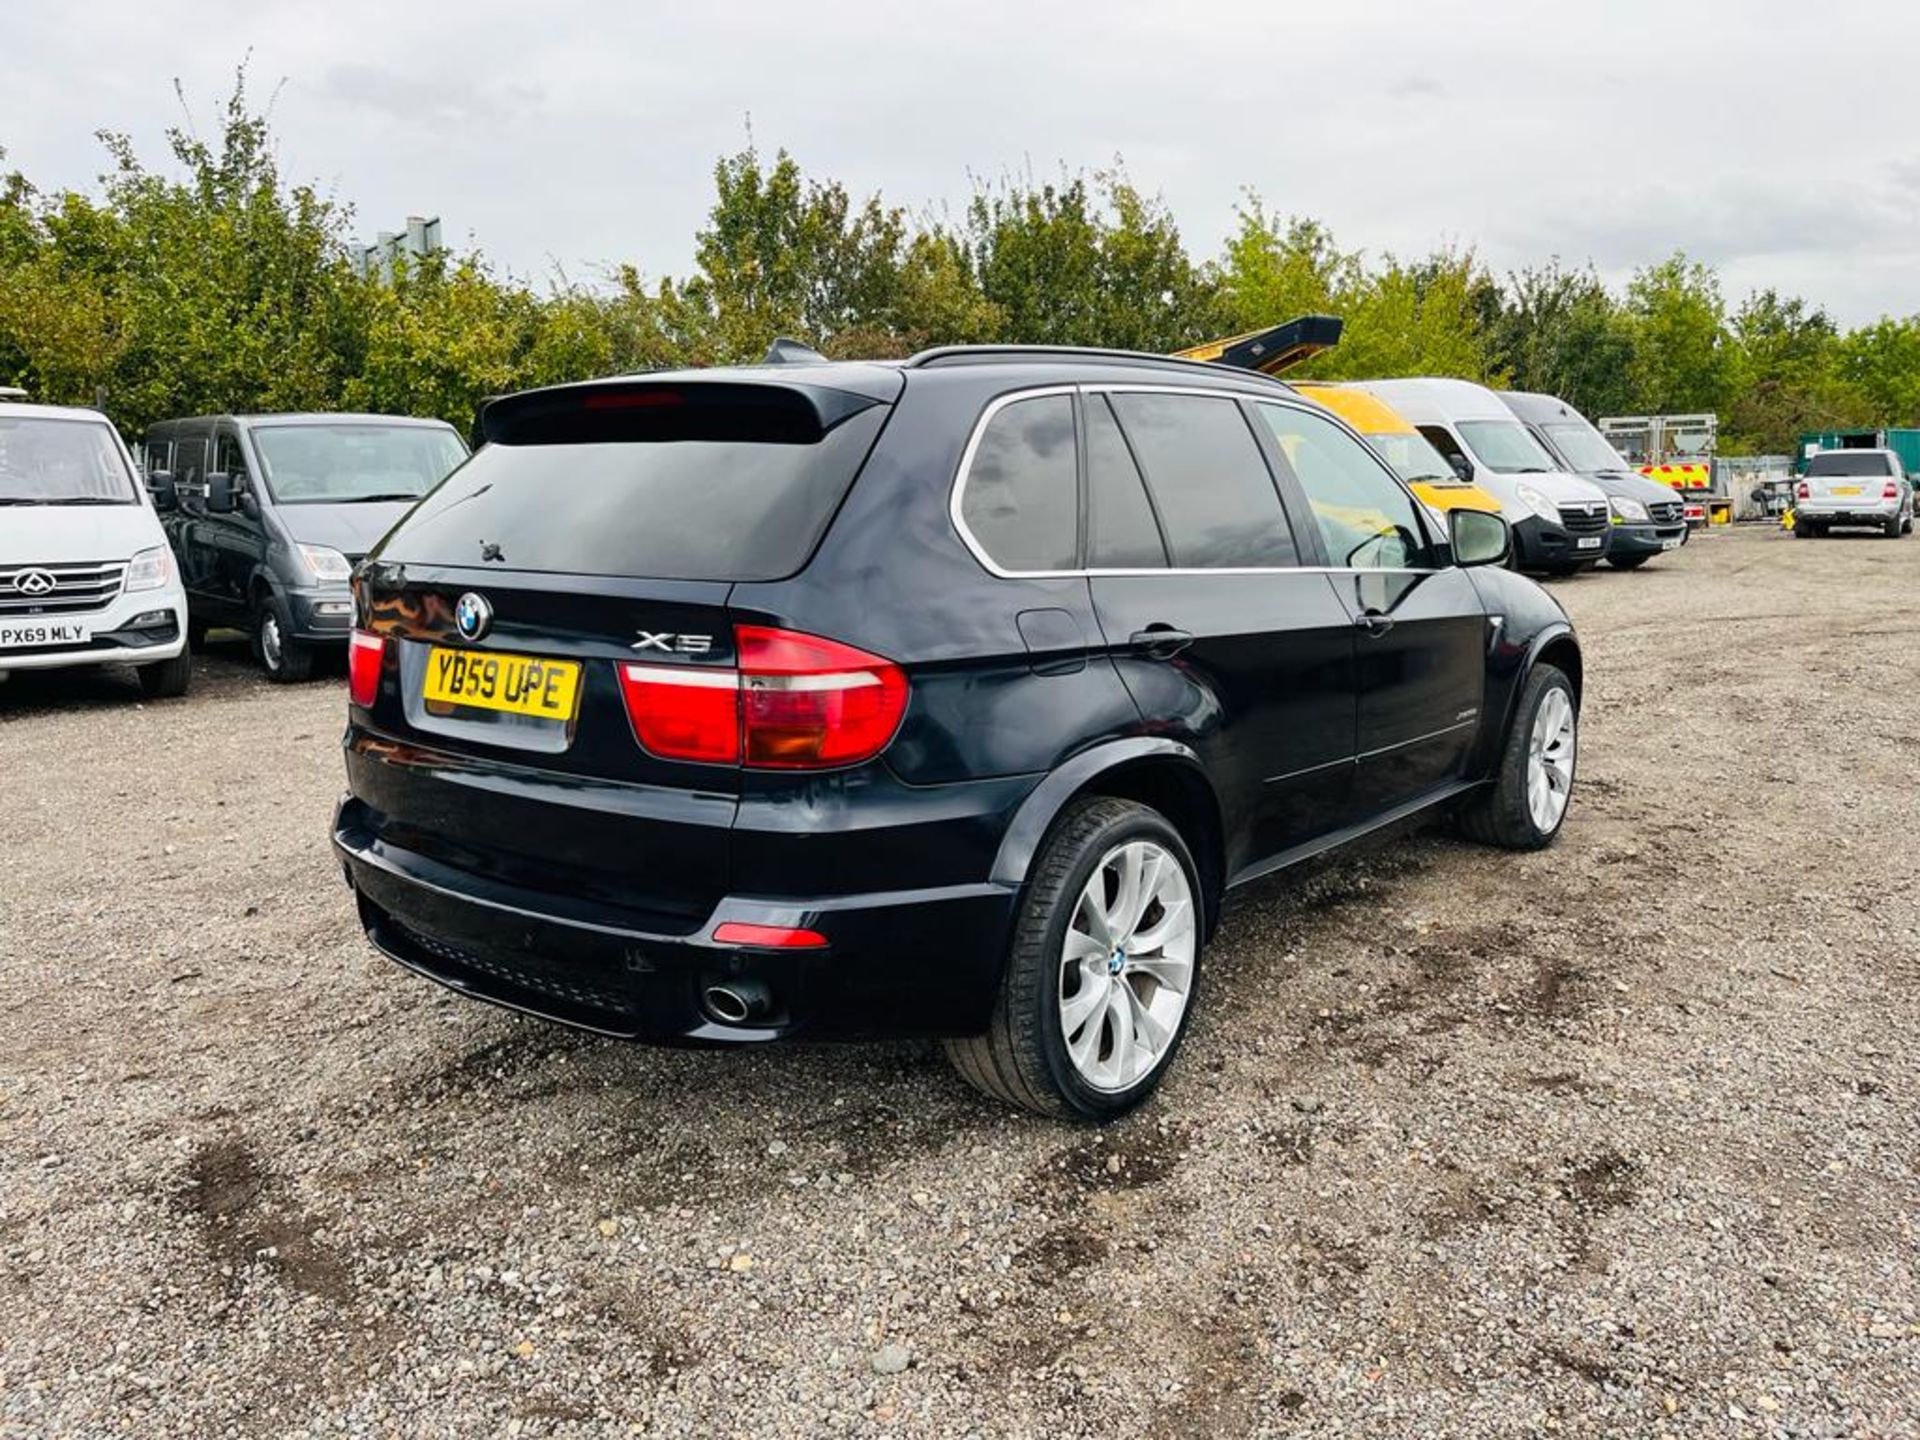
[1173,314,1343,376]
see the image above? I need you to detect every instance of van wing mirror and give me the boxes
[1447,452,1473,483]
[147,470,176,509]
[204,471,235,514]
[1450,508,1511,568]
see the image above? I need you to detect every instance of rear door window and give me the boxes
[1108,392,1298,568]
[960,394,1078,572]
[380,389,889,581]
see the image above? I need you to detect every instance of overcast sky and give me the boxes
[7,0,1918,327]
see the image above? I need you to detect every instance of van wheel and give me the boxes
[1885,514,1903,538]
[1609,554,1652,571]
[254,593,314,683]
[137,652,193,699]
[944,797,1202,1120]
[1457,664,1576,851]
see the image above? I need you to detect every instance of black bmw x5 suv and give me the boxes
[333,345,1582,1119]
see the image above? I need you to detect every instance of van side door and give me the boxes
[207,424,267,619]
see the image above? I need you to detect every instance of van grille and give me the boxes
[0,560,128,616]
[1648,499,1684,525]
[1557,503,1609,536]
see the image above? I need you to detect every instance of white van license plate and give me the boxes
[0,620,91,651]
[1661,538,1682,550]
[1576,536,1602,550]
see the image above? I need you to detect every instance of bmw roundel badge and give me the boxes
[454,591,492,642]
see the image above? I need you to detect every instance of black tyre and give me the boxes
[254,592,314,683]
[1609,554,1652,571]
[944,796,1203,1120]
[1794,520,1818,539]
[1886,514,1902,538]
[1457,664,1577,851]
[136,652,193,699]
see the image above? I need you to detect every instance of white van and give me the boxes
[1349,378,1614,576]
[0,401,192,697]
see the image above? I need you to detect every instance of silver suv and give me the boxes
[1795,449,1914,538]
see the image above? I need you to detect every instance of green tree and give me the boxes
[1624,252,1731,415]
[1490,261,1638,419]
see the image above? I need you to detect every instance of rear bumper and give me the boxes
[1795,500,1902,525]
[334,795,1020,1042]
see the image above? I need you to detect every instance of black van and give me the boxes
[142,414,468,679]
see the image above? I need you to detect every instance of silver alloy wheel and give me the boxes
[260,609,283,670]
[1526,685,1576,833]
[1058,839,1197,1093]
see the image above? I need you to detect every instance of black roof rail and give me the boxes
[902,344,1294,386]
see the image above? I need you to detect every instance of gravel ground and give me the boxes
[3,525,1917,1439]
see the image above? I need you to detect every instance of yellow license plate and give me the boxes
[1831,485,1862,496]
[423,646,581,720]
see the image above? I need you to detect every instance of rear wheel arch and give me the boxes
[992,741,1225,937]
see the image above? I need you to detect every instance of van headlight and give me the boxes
[297,544,354,583]
[1610,496,1649,523]
[1515,483,1560,523]
[124,545,174,593]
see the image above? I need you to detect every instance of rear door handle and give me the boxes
[1354,611,1395,638]
[1128,625,1194,660]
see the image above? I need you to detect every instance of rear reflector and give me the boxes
[712,922,828,949]
[618,625,908,770]
[348,630,385,708]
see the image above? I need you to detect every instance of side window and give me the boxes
[1258,404,1431,570]
[1108,392,1297,568]
[960,395,1078,572]
[1085,395,1168,568]
[1418,425,1469,476]
[214,432,250,483]
[145,439,171,475]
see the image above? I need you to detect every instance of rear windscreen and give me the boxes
[1806,452,1896,478]
[378,392,888,581]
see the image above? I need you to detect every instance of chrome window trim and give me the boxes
[947,383,1450,581]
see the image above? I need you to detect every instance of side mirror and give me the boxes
[205,471,235,514]
[147,470,176,510]
[1450,508,1511,568]
[1447,452,1474,483]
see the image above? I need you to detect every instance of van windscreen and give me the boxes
[0,418,137,505]
[377,392,889,581]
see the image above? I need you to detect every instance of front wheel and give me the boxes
[254,593,314,683]
[944,797,1202,1120]
[1609,554,1652,571]
[1457,664,1577,851]
[136,652,193,699]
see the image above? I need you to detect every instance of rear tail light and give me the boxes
[1795,481,1809,500]
[348,629,385,708]
[618,625,908,770]
[1884,482,1900,499]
